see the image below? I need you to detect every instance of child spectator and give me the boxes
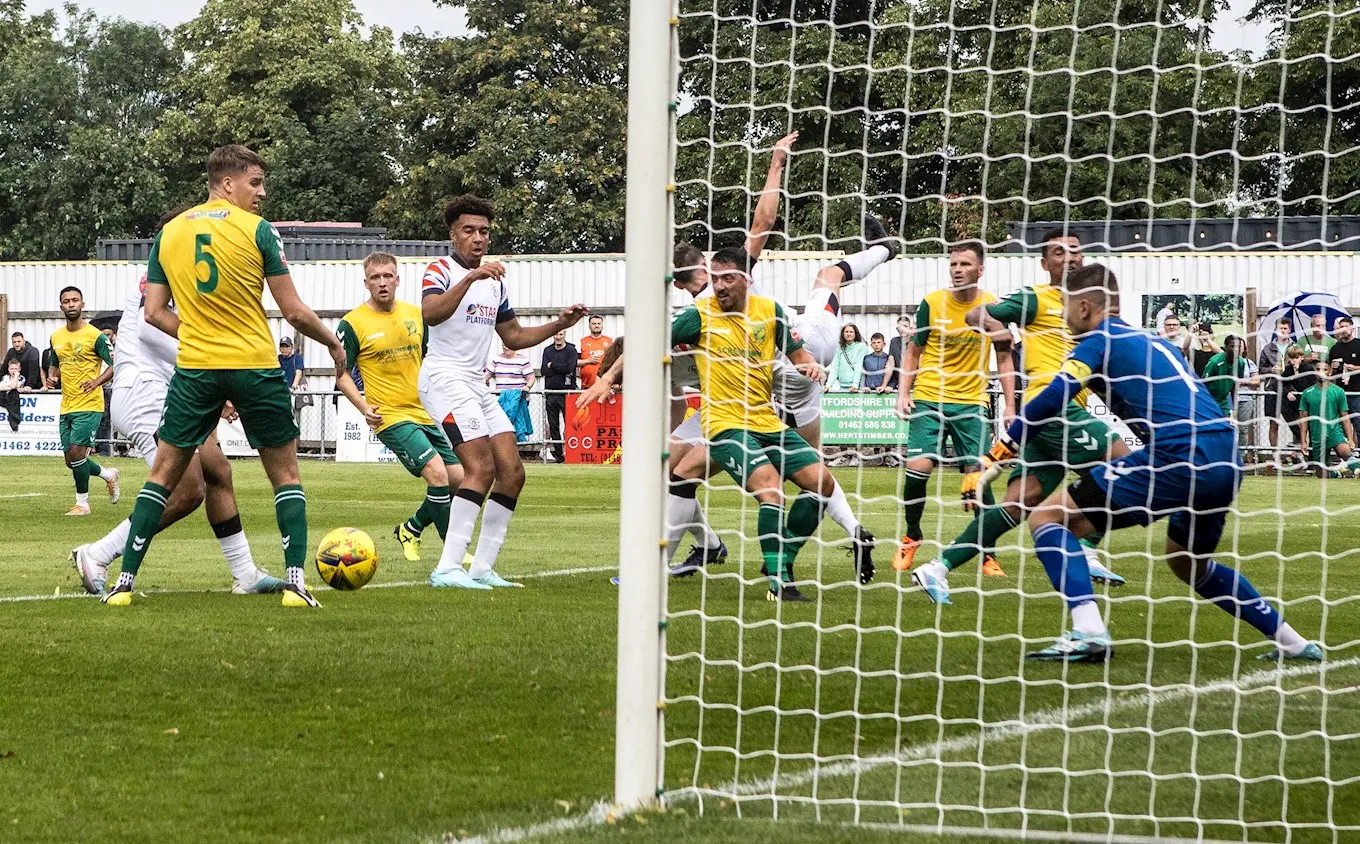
[860,332,893,392]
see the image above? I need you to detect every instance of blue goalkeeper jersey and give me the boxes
[1007,316,1234,464]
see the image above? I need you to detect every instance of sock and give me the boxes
[666,476,702,563]
[97,463,115,482]
[287,566,304,588]
[408,486,452,540]
[86,457,104,480]
[75,491,90,507]
[901,470,930,541]
[1192,559,1284,640]
[71,457,90,495]
[211,515,257,582]
[435,489,484,574]
[272,484,307,573]
[835,244,891,280]
[783,493,826,564]
[757,502,787,588]
[468,493,516,579]
[1070,600,1106,636]
[118,482,170,579]
[1272,623,1310,656]
[87,518,132,567]
[1031,522,1096,608]
[823,481,861,536]
[941,506,1017,571]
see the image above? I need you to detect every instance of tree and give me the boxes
[0,3,181,259]
[375,0,629,253]
[155,0,409,224]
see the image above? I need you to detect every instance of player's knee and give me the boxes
[500,462,527,495]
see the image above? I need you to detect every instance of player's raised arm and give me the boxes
[266,272,346,377]
[497,304,589,351]
[423,262,504,326]
[745,131,797,260]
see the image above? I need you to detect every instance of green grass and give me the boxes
[2,457,1359,843]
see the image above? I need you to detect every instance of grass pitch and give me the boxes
[3,456,1358,843]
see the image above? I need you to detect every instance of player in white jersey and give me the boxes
[419,194,587,589]
[70,271,282,595]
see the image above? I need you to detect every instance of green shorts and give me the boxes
[710,428,820,486]
[159,367,299,449]
[905,401,990,467]
[59,411,102,449]
[1309,427,1348,463]
[1010,402,1119,491]
[376,422,458,477]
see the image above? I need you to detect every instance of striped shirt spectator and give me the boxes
[487,347,535,391]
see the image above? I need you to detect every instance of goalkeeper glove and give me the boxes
[960,436,1019,512]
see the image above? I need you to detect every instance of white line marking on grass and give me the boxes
[0,565,619,605]
[0,492,43,499]
[426,801,612,844]
[424,657,1359,844]
[666,655,1360,807]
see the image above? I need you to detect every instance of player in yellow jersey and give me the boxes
[669,247,834,602]
[47,286,120,515]
[103,144,346,608]
[334,252,470,564]
[911,230,1133,604]
[893,242,1016,573]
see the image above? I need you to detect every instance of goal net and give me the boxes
[634,0,1360,839]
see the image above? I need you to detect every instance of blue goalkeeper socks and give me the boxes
[1193,559,1281,638]
[1032,522,1096,607]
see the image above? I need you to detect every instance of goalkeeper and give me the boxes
[912,230,1126,604]
[669,246,833,603]
[969,263,1319,663]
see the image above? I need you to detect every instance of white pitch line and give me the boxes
[0,492,43,499]
[423,656,1359,844]
[0,564,618,605]
[666,655,1360,805]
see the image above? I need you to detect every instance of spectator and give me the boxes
[1203,334,1258,417]
[1,357,28,431]
[277,336,310,421]
[3,332,42,392]
[1281,344,1316,458]
[1154,303,1178,336]
[828,323,868,391]
[1302,313,1335,364]
[886,315,913,390]
[1161,315,1191,361]
[488,343,535,443]
[578,315,613,388]
[1259,317,1294,453]
[1327,315,1360,422]
[540,330,579,462]
[1187,321,1221,377]
[860,332,893,392]
[40,346,58,389]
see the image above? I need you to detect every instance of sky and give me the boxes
[23,0,469,36]
[26,0,1271,55]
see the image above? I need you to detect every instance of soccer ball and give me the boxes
[315,527,378,590]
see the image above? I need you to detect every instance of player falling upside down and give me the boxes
[334,251,471,564]
[72,261,281,596]
[976,264,1320,662]
[419,194,588,590]
[104,144,347,608]
[913,230,1126,604]
[47,286,120,515]
[892,242,1015,575]
[670,247,834,602]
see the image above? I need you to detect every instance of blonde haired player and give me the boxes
[334,252,471,566]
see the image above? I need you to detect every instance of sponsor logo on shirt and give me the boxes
[464,303,498,326]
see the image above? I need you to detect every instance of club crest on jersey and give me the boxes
[751,323,768,345]
[405,319,418,338]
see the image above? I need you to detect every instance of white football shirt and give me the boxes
[420,254,516,387]
[112,273,178,390]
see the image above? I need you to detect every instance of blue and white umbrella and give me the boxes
[1256,292,1349,350]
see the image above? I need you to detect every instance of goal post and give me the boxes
[613,0,675,811]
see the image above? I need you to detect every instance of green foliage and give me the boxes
[374,0,629,252]
[0,0,1356,258]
